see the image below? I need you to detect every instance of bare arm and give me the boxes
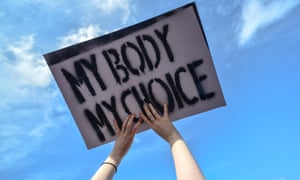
[91,114,141,180]
[141,103,205,180]
[170,136,205,180]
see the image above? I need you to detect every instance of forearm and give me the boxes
[91,115,140,180]
[91,155,120,180]
[141,103,205,179]
[170,138,205,180]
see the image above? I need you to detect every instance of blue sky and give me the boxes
[1,0,300,179]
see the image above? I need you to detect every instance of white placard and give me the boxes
[44,3,226,149]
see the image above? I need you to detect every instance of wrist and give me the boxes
[167,131,182,146]
[107,154,122,167]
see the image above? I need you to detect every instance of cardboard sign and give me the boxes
[44,3,226,149]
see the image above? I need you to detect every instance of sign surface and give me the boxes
[44,3,226,149]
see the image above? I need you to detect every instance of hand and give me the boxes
[110,114,141,163]
[140,103,182,145]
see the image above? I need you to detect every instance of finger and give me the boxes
[163,103,168,117]
[113,119,121,136]
[140,112,152,126]
[131,118,142,136]
[143,103,155,121]
[122,114,131,132]
[149,103,161,119]
[126,113,135,133]
[133,118,142,133]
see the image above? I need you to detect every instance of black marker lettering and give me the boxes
[80,54,107,91]
[165,72,184,109]
[95,103,115,136]
[121,42,144,75]
[148,78,175,114]
[101,96,123,129]
[137,35,161,69]
[84,109,106,141]
[131,86,147,115]
[61,61,96,104]
[61,68,85,104]
[103,48,129,84]
[84,103,115,142]
[155,24,174,63]
[120,89,132,114]
[175,67,198,105]
[136,36,153,71]
[138,82,150,103]
[188,59,215,100]
[74,61,96,97]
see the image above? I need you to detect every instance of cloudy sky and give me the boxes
[1,0,300,179]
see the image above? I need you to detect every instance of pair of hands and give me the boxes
[110,103,181,163]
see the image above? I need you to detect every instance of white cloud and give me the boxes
[8,36,51,88]
[238,0,300,45]
[92,0,133,24]
[0,35,67,169]
[1,35,52,107]
[59,24,102,48]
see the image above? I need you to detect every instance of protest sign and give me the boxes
[44,3,226,149]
